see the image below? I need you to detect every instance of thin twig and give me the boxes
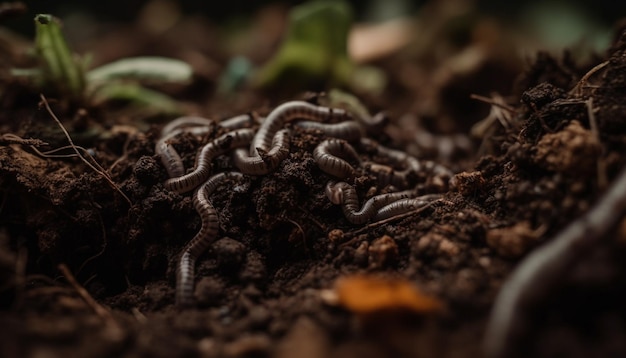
[484,164,626,358]
[570,60,609,97]
[284,217,310,257]
[76,212,108,276]
[108,131,133,174]
[39,94,131,205]
[585,98,607,189]
[0,133,48,146]
[58,263,113,321]
[344,199,444,238]
[297,206,326,231]
[470,94,517,113]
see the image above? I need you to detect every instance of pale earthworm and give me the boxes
[351,110,387,129]
[164,128,254,193]
[313,138,361,179]
[361,138,453,188]
[325,180,414,224]
[160,116,214,137]
[251,101,351,157]
[373,195,443,221]
[294,120,363,142]
[156,126,214,178]
[218,113,256,130]
[366,111,388,127]
[176,171,244,307]
[484,165,626,358]
[232,129,290,175]
[156,140,185,178]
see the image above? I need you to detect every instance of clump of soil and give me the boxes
[2,13,626,358]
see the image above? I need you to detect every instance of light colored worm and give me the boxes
[219,113,255,130]
[484,165,626,358]
[361,138,453,188]
[156,126,214,178]
[313,138,361,179]
[251,101,350,156]
[164,128,254,193]
[294,120,363,142]
[232,129,290,175]
[156,135,186,178]
[161,116,214,137]
[325,180,414,224]
[366,111,388,127]
[176,171,244,307]
[373,195,442,221]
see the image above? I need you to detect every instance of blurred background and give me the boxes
[8,0,625,54]
[3,0,625,138]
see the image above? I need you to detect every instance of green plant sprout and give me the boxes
[12,14,192,114]
[251,0,386,94]
[33,14,86,98]
[253,0,354,90]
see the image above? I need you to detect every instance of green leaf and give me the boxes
[89,82,182,115]
[34,14,85,98]
[254,0,354,89]
[87,56,193,86]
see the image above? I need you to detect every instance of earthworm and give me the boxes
[313,138,361,179]
[366,111,388,127]
[484,165,626,358]
[233,129,290,175]
[164,128,254,193]
[361,138,453,187]
[325,180,414,224]
[156,126,214,178]
[160,116,214,137]
[294,120,363,142]
[176,171,244,307]
[219,113,256,130]
[373,195,443,221]
[251,101,351,157]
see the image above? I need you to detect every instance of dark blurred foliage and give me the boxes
[8,0,626,35]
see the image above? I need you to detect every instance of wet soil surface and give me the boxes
[2,13,626,358]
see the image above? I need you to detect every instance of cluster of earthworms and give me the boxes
[155,101,454,307]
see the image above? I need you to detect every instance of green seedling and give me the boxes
[87,56,192,85]
[254,0,354,90]
[31,14,86,98]
[87,56,193,115]
[11,14,192,114]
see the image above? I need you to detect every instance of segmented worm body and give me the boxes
[233,129,291,175]
[484,165,626,358]
[157,99,457,308]
[373,195,442,221]
[165,128,254,193]
[251,101,351,156]
[176,171,244,307]
[325,181,414,224]
[219,113,256,130]
[313,138,361,179]
[361,138,453,188]
[156,138,186,178]
[294,120,363,142]
[355,111,388,134]
[157,126,214,178]
[161,116,214,137]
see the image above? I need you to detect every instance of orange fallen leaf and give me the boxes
[332,275,443,315]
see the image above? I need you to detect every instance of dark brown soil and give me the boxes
[2,8,626,358]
